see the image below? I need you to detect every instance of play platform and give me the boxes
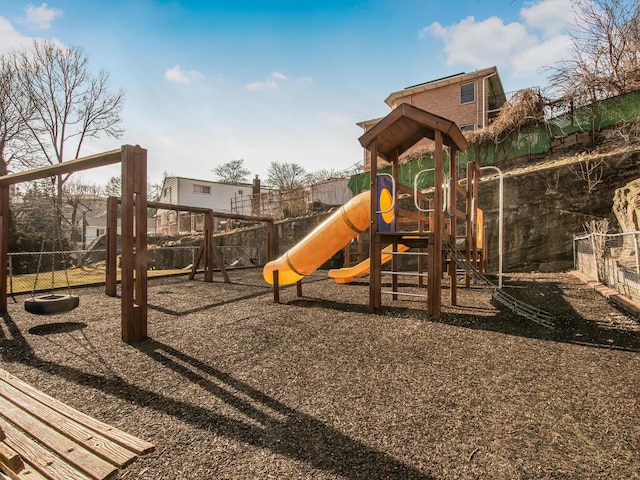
[0,367,154,479]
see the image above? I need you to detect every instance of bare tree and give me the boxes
[13,39,124,222]
[104,175,122,198]
[304,168,347,186]
[63,178,102,249]
[267,161,306,190]
[213,159,251,184]
[547,0,640,103]
[570,156,605,193]
[0,52,37,175]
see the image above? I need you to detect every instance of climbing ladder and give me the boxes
[444,243,555,328]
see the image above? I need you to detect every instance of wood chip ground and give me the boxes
[0,270,638,479]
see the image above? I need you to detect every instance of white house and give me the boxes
[156,176,273,234]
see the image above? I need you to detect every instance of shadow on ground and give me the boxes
[0,313,433,480]
[287,276,640,353]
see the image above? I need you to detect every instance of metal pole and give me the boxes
[458,167,504,288]
[634,232,640,275]
[478,166,504,288]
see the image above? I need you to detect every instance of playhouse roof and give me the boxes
[358,103,468,161]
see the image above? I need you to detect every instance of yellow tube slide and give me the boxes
[263,190,371,285]
[328,244,409,284]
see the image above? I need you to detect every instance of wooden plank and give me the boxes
[0,442,23,473]
[0,369,154,456]
[0,418,92,480]
[397,208,429,223]
[0,150,122,187]
[189,245,205,280]
[0,185,9,313]
[0,455,50,480]
[0,396,117,480]
[0,380,135,468]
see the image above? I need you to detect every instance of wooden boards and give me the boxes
[0,368,154,480]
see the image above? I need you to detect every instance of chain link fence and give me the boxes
[574,231,640,302]
[8,245,262,295]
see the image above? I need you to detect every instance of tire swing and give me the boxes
[24,208,79,316]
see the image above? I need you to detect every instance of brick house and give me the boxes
[358,66,506,169]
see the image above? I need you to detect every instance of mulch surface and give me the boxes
[0,270,638,479]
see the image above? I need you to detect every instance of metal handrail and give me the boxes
[414,169,435,212]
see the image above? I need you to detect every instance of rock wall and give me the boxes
[479,150,640,272]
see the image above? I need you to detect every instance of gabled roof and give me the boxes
[358,104,468,161]
[384,66,503,108]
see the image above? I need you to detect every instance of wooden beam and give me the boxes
[147,201,272,223]
[105,196,118,297]
[134,147,148,340]
[120,145,148,342]
[0,186,8,313]
[369,140,380,312]
[0,149,122,187]
[428,130,444,317]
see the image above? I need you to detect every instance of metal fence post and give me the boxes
[634,232,640,276]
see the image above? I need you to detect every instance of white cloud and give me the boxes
[427,16,534,69]
[0,16,33,54]
[245,71,313,92]
[421,0,575,83]
[246,72,288,91]
[164,65,204,84]
[520,0,575,38]
[270,71,288,81]
[511,34,573,76]
[24,3,63,30]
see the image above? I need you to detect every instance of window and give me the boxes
[163,187,171,198]
[193,184,210,194]
[460,83,475,104]
[460,124,475,132]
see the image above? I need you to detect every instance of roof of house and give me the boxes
[358,103,468,161]
[384,66,504,108]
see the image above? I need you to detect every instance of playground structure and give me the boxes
[0,145,149,342]
[0,145,279,343]
[264,104,480,317]
[264,104,554,325]
[105,198,275,295]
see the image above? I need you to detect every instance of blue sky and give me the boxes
[0,0,577,186]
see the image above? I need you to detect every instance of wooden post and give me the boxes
[204,212,214,282]
[344,242,351,267]
[369,141,381,312]
[0,185,9,313]
[211,236,230,283]
[428,131,444,317]
[105,196,118,296]
[449,146,458,306]
[135,147,148,339]
[267,220,275,262]
[465,162,474,288]
[121,145,148,342]
[273,270,280,303]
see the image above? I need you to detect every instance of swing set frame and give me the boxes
[0,145,148,342]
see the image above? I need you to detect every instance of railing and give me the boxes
[7,245,261,295]
[574,231,640,303]
[488,86,541,111]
